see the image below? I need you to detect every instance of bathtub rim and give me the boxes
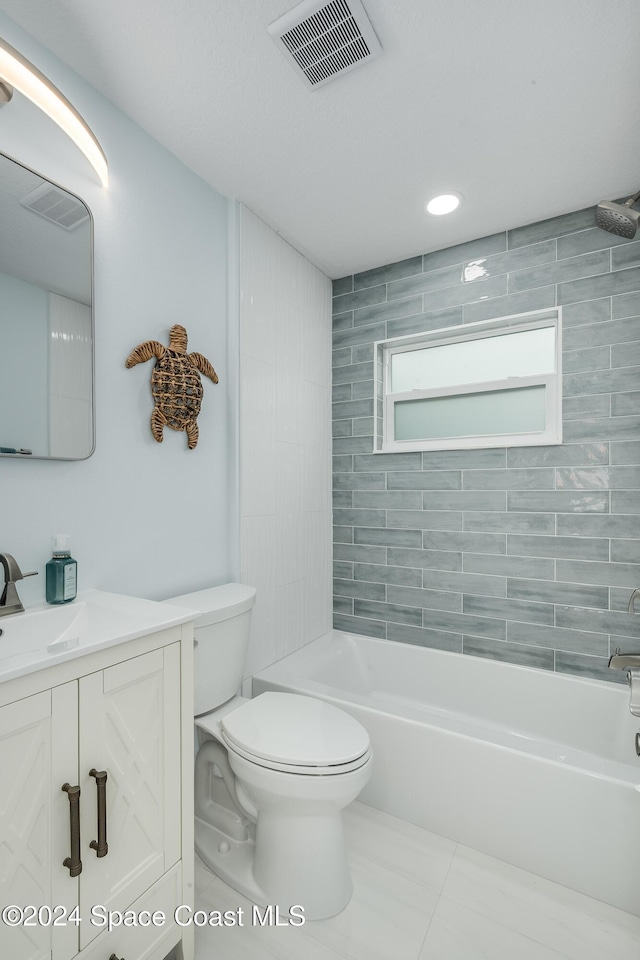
[253,630,639,787]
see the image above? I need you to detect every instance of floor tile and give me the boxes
[441,845,640,960]
[193,802,640,960]
[194,873,346,960]
[194,852,217,896]
[193,845,436,960]
[343,801,457,894]
[419,896,569,960]
[302,850,438,960]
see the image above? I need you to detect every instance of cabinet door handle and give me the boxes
[89,768,109,858]
[61,783,82,876]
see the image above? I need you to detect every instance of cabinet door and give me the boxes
[0,685,78,960]
[0,691,53,960]
[78,645,181,950]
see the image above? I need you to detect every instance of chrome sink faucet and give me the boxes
[0,553,38,617]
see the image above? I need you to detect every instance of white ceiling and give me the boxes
[1,0,639,278]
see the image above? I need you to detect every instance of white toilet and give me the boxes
[168,582,372,920]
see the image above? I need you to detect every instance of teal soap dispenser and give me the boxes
[45,535,78,604]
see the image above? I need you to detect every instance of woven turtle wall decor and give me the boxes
[125,324,218,449]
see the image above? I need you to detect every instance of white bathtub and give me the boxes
[253,630,640,917]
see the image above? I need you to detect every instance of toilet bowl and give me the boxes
[167,583,372,920]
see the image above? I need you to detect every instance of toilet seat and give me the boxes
[220,692,371,776]
[222,733,371,775]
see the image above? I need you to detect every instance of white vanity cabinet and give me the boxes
[0,621,194,960]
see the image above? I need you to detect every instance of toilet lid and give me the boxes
[220,692,370,768]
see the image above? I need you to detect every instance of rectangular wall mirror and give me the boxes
[0,151,94,460]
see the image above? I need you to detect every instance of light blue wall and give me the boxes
[333,207,640,683]
[0,13,233,604]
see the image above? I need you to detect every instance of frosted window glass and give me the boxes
[391,327,555,393]
[394,385,546,441]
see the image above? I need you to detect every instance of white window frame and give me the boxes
[376,308,562,453]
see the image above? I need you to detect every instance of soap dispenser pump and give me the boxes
[45,534,77,604]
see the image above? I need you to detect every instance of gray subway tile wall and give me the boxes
[332,205,640,682]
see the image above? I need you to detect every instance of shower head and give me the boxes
[595,190,640,239]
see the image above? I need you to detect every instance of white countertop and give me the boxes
[0,589,198,683]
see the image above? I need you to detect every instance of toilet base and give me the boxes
[195,804,355,921]
[195,815,267,907]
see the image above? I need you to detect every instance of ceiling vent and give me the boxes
[268,0,382,89]
[19,182,89,231]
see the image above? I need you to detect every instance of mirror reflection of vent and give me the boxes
[19,182,89,231]
[268,0,381,89]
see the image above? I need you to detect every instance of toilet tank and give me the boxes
[166,583,256,715]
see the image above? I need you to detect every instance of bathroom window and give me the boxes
[376,309,562,453]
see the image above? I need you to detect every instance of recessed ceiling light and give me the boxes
[425,193,463,216]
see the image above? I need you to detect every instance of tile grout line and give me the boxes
[414,841,460,959]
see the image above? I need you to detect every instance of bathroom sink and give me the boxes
[0,589,197,683]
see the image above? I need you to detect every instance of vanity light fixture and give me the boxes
[425,193,463,216]
[0,36,108,187]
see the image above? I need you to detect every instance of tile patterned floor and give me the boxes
[193,801,640,960]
